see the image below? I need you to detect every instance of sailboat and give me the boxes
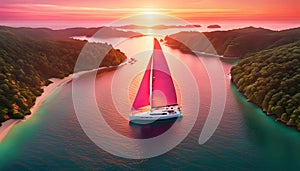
[129,38,183,122]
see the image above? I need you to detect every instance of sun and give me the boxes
[136,9,165,26]
[119,8,175,27]
[140,8,162,15]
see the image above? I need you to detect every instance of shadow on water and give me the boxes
[129,118,181,139]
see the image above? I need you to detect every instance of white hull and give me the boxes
[129,109,182,122]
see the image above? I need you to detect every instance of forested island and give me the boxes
[165,27,300,57]
[0,26,142,39]
[0,26,128,125]
[231,41,300,130]
[165,26,300,131]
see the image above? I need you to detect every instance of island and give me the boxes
[0,26,142,39]
[0,26,128,126]
[207,24,221,29]
[231,41,300,130]
[164,26,300,131]
[165,27,300,57]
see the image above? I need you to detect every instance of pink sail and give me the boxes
[152,38,177,107]
[131,38,177,110]
[131,55,152,110]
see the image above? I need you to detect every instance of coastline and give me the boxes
[0,60,128,143]
[231,80,300,132]
[0,74,74,143]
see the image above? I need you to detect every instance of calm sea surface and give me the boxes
[0,36,300,170]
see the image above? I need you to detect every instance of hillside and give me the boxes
[165,27,300,57]
[0,27,127,125]
[0,26,142,40]
[231,41,300,130]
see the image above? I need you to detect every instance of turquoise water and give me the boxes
[1,37,300,170]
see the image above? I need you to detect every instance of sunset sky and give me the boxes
[1,0,299,28]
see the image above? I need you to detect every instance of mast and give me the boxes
[150,53,154,112]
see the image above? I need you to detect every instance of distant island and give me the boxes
[0,26,142,39]
[92,27,143,38]
[0,26,127,125]
[207,24,221,29]
[165,27,300,57]
[114,24,201,30]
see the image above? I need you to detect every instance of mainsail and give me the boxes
[131,38,177,110]
[152,38,177,107]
